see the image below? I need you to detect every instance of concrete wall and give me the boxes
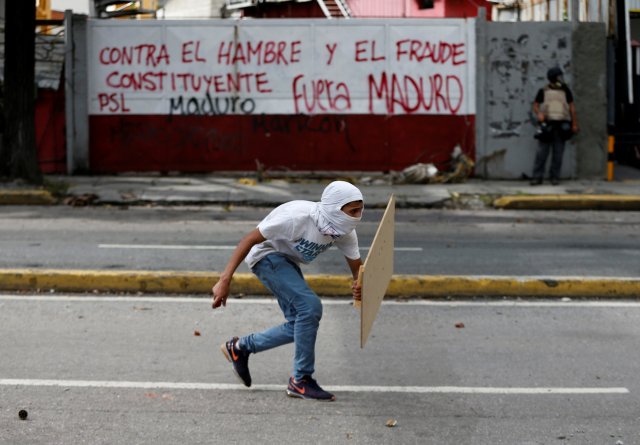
[573,22,607,178]
[79,18,477,174]
[476,19,606,179]
[67,14,608,177]
[66,13,89,173]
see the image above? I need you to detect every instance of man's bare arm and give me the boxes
[533,102,544,123]
[570,102,579,133]
[212,228,266,309]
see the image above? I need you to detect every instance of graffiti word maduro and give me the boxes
[369,72,463,114]
[169,93,256,115]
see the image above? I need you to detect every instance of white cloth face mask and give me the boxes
[311,181,363,238]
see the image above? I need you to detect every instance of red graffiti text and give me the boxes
[395,40,466,66]
[99,44,170,67]
[368,71,464,114]
[292,75,351,113]
[218,40,302,66]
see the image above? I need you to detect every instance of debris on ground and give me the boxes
[397,162,439,184]
[238,178,257,186]
[394,145,475,184]
[63,193,99,206]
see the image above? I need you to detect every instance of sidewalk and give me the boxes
[2,168,640,298]
[2,168,640,209]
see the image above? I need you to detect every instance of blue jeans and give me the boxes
[237,254,323,381]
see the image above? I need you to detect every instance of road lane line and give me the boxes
[99,244,236,250]
[98,243,422,252]
[3,294,640,308]
[0,379,629,395]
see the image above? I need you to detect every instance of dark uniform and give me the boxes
[530,67,577,185]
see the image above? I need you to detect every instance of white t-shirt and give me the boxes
[245,200,360,269]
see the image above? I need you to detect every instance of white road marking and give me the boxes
[2,294,640,308]
[99,244,236,250]
[98,243,422,252]
[0,379,629,395]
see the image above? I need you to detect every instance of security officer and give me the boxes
[530,67,579,185]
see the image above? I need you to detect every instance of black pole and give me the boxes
[1,0,42,183]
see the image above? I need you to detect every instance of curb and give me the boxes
[1,269,639,298]
[3,188,640,211]
[493,194,640,210]
[0,190,56,205]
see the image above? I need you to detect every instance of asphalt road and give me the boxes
[1,205,639,277]
[1,294,639,444]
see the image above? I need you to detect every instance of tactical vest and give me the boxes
[541,86,570,121]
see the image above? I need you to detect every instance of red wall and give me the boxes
[349,0,446,18]
[245,0,489,19]
[444,0,486,18]
[89,114,474,173]
[242,3,325,18]
[35,88,66,173]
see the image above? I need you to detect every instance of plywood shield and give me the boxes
[360,195,395,348]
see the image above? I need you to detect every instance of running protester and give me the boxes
[213,181,364,401]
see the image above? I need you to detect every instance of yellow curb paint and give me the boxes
[306,275,354,295]
[387,275,640,298]
[1,269,639,298]
[0,190,55,205]
[493,194,640,210]
[0,269,215,294]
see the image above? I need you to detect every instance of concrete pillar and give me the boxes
[573,22,608,178]
[474,7,488,177]
[571,0,580,26]
[64,11,89,173]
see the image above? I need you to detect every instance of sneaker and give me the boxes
[529,178,543,186]
[550,178,560,185]
[286,376,335,401]
[220,337,251,387]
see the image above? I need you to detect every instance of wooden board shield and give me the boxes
[358,194,395,348]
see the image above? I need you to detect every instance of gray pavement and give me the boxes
[1,166,640,297]
[2,294,640,444]
[46,167,640,208]
[1,163,639,209]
